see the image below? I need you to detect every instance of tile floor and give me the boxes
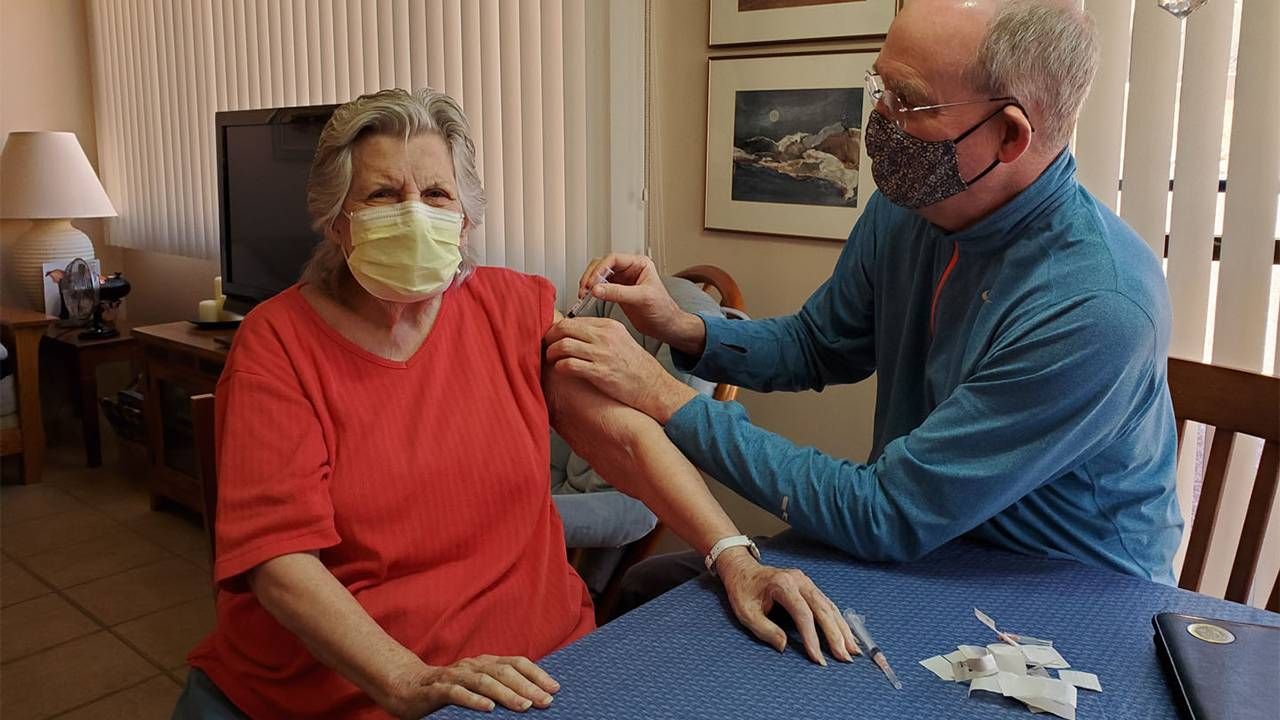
[1,445,212,719]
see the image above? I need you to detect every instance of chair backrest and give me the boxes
[191,393,218,573]
[1168,357,1280,611]
[673,265,746,403]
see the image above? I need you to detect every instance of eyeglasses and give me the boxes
[865,70,1026,131]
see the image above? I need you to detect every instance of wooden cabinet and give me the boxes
[133,322,233,514]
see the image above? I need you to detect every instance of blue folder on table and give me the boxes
[1154,612,1280,720]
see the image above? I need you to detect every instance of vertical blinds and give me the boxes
[1076,0,1279,606]
[86,0,620,306]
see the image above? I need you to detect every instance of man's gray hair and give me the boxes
[301,87,484,296]
[967,0,1100,150]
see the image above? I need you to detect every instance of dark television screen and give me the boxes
[217,105,335,309]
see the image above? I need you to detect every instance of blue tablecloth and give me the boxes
[437,536,1279,719]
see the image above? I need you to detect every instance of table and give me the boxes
[0,306,56,482]
[133,322,233,513]
[436,536,1280,719]
[40,323,138,467]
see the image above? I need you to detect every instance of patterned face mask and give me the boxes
[864,106,1012,210]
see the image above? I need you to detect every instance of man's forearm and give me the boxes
[664,395,974,564]
[248,553,424,713]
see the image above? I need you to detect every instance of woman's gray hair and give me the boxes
[301,87,485,296]
[967,0,1100,151]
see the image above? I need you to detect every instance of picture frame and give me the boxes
[705,51,879,241]
[709,0,897,46]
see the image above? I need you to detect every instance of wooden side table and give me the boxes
[0,306,56,483]
[41,324,139,467]
[134,322,233,514]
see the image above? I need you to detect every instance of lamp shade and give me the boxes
[0,131,117,219]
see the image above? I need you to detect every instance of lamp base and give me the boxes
[9,219,97,311]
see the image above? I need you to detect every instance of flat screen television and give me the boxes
[216,104,336,314]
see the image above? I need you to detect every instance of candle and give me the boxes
[198,299,218,322]
[213,276,223,300]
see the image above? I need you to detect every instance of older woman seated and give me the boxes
[175,88,855,720]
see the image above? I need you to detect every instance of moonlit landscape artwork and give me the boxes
[731,87,863,208]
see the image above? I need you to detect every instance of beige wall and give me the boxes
[0,0,123,308]
[117,248,220,326]
[0,0,218,323]
[649,1,882,546]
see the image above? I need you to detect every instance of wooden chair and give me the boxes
[674,265,746,402]
[1168,358,1280,611]
[0,307,56,483]
[587,264,748,622]
[191,393,218,574]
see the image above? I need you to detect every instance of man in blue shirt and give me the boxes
[546,0,1182,597]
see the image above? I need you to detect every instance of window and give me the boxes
[87,0,646,306]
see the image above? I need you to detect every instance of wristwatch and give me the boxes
[704,535,761,576]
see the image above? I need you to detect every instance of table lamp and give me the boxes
[1,131,117,309]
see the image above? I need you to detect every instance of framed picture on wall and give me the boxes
[705,51,877,241]
[709,0,897,46]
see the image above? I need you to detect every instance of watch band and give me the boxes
[704,535,761,576]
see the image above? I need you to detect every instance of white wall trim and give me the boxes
[608,0,647,256]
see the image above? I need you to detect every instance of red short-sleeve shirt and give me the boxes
[188,267,594,719]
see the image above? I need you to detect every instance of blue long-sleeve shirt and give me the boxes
[666,151,1183,584]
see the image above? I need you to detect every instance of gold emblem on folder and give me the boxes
[1186,622,1236,644]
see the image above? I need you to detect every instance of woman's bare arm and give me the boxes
[545,359,739,555]
[247,553,558,717]
[543,340,858,664]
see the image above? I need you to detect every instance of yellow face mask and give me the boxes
[344,200,464,302]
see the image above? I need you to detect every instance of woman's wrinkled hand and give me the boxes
[545,317,697,423]
[715,547,861,666]
[387,655,560,718]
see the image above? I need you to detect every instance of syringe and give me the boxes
[843,609,902,690]
[566,267,614,318]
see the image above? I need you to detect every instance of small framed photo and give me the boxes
[709,0,897,46]
[705,51,878,241]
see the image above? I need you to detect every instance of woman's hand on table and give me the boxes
[386,655,559,717]
[715,547,861,666]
